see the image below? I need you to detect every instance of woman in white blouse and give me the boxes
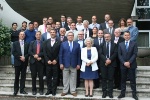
[80,37,99,97]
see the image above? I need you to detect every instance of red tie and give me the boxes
[36,42,40,54]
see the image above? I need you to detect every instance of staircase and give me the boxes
[0,65,150,100]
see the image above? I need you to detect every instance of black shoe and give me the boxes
[13,91,17,96]
[93,86,99,89]
[45,91,52,95]
[20,90,28,94]
[32,91,37,95]
[89,95,93,97]
[85,95,88,97]
[133,95,138,100]
[113,85,118,89]
[102,92,107,98]
[117,87,121,90]
[118,94,125,98]
[39,91,43,95]
[108,94,113,98]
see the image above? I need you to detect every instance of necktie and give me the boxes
[109,28,112,34]
[99,38,101,45]
[106,42,109,58]
[36,41,40,54]
[62,22,64,28]
[126,42,128,51]
[70,41,73,52]
[85,29,87,39]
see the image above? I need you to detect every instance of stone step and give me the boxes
[0,77,150,89]
[1,91,149,100]
[0,84,150,97]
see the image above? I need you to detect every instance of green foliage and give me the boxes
[0,20,11,56]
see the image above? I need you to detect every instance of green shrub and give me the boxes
[0,20,11,56]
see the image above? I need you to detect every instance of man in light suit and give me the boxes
[82,20,93,39]
[103,19,115,39]
[99,33,117,98]
[38,17,48,34]
[43,29,61,96]
[41,23,52,41]
[100,14,111,30]
[118,31,138,100]
[112,28,125,90]
[66,22,78,41]
[59,31,81,97]
[93,30,105,89]
[75,31,86,87]
[127,18,139,42]
[12,32,29,96]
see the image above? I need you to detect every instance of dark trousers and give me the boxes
[30,61,44,91]
[57,66,63,86]
[101,66,114,94]
[121,68,136,95]
[46,64,59,95]
[14,62,27,92]
[114,60,121,88]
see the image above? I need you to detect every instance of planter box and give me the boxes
[0,56,11,65]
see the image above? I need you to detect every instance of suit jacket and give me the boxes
[60,22,68,29]
[56,28,60,37]
[41,32,49,41]
[99,41,117,67]
[28,40,44,64]
[103,28,115,39]
[12,41,29,66]
[93,37,105,51]
[75,39,86,48]
[112,37,125,47]
[59,36,68,42]
[82,28,93,38]
[100,22,107,30]
[128,26,139,42]
[118,41,138,69]
[43,38,61,65]
[81,47,98,72]
[59,41,81,68]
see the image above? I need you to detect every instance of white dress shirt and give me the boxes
[47,32,51,39]
[19,40,24,56]
[83,28,89,39]
[76,23,84,31]
[38,24,47,34]
[114,37,119,44]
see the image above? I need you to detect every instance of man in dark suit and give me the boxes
[75,31,86,87]
[100,14,111,30]
[82,20,93,39]
[59,32,81,97]
[99,33,117,98]
[12,31,29,96]
[93,30,105,89]
[43,29,61,97]
[60,14,68,29]
[28,31,44,95]
[55,21,61,37]
[103,19,115,39]
[41,23,52,41]
[59,28,67,42]
[112,28,125,90]
[118,31,138,100]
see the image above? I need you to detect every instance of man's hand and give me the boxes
[37,57,41,61]
[105,59,111,66]
[33,54,38,59]
[48,60,52,65]
[20,56,25,62]
[76,65,80,70]
[124,62,130,68]
[52,60,57,65]
[60,64,64,70]
[86,63,91,66]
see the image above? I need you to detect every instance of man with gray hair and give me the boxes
[82,20,93,39]
[59,28,67,42]
[59,31,81,97]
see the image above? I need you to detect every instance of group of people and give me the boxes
[10,14,139,100]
